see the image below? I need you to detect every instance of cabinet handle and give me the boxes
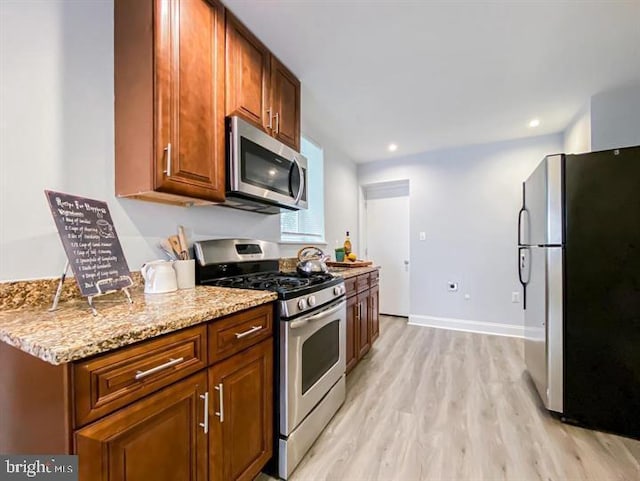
[266,108,273,129]
[235,325,263,339]
[214,383,224,423]
[163,143,172,177]
[274,112,280,134]
[199,392,209,434]
[134,357,183,380]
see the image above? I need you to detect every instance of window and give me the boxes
[281,137,325,243]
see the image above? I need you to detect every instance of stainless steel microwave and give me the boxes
[224,116,307,214]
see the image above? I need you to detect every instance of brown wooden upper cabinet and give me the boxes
[225,13,271,133]
[270,57,301,152]
[115,2,301,207]
[115,0,226,206]
[226,13,301,152]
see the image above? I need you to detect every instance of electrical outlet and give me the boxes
[419,232,426,241]
[512,291,521,303]
[447,282,458,292]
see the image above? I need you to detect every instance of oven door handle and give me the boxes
[289,300,346,329]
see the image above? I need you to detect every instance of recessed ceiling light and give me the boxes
[388,143,398,152]
[528,118,540,128]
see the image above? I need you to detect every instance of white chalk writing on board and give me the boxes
[45,190,132,297]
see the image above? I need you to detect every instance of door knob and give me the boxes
[404,260,409,265]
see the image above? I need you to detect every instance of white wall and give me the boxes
[358,134,563,332]
[563,101,591,154]
[590,83,640,151]
[0,1,358,281]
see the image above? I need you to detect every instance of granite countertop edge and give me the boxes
[331,265,380,279]
[0,287,278,366]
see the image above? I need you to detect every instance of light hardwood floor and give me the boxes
[262,315,640,481]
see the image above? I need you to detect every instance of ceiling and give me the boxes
[224,1,640,162]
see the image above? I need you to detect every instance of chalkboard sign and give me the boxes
[45,190,133,297]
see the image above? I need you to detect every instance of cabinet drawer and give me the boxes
[345,277,357,298]
[73,325,207,428]
[208,304,273,363]
[369,270,379,286]
[356,274,369,293]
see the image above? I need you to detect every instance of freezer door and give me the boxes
[524,246,564,413]
[522,155,564,246]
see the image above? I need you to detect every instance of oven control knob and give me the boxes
[298,299,307,310]
[334,286,341,296]
[307,295,316,307]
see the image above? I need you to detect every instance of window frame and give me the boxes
[280,136,326,244]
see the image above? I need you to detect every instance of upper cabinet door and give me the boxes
[271,56,301,152]
[155,0,225,202]
[225,13,271,132]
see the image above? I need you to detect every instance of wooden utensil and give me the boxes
[177,225,189,260]
[159,239,177,260]
[168,235,184,259]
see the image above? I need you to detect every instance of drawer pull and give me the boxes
[199,392,209,434]
[134,357,184,380]
[214,383,224,423]
[234,325,263,339]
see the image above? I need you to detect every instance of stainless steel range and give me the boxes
[194,239,346,479]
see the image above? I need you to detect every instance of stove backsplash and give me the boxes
[279,257,298,273]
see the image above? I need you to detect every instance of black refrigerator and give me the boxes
[518,145,640,439]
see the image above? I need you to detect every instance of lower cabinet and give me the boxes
[357,291,370,359]
[345,271,380,374]
[346,295,358,373]
[369,284,380,343]
[209,339,273,481]
[2,303,278,481]
[1,305,274,481]
[76,371,209,481]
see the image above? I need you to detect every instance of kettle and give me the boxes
[141,260,178,294]
[296,246,329,277]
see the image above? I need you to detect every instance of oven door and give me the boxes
[228,116,308,210]
[280,298,346,435]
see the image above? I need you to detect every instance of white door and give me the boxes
[365,193,410,317]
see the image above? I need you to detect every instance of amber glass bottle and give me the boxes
[343,231,352,255]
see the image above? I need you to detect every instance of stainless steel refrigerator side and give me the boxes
[522,159,547,246]
[524,246,548,405]
[522,154,564,246]
[545,154,564,413]
[546,154,564,246]
[522,154,565,414]
[546,247,564,413]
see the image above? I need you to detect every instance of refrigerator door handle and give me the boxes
[518,247,529,310]
[518,182,527,246]
[518,207,526,245]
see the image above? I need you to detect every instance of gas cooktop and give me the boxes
[201,271,340,298]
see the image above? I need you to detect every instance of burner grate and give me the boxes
[207,271,336,294]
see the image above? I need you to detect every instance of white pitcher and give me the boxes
[141,260,178,294]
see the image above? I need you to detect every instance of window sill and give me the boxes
[279,240,328,246]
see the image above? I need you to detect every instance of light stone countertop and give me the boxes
[0,286,277,365]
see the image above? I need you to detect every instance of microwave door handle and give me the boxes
[293,158,305,205]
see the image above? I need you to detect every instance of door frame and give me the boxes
[358,179,410,317]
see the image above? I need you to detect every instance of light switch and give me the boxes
[419,232,426,241]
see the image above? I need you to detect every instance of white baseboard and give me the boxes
[408,314,524,338]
